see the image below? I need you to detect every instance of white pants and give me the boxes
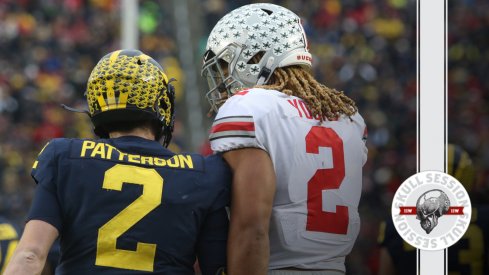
[268,270,345,275]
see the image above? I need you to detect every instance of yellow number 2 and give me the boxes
[95,164,163,272]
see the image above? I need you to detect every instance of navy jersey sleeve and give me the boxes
[197,207,229,275]
[46,239,61,273]
[205,154,231,211]
[196,154,231,275]
[28,139,63,232]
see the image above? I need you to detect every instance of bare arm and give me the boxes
[223,148,276,275]
[4,220,59,275]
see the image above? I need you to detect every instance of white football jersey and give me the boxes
[209,88,368,271]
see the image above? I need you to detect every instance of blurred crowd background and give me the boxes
[0,0,486,274]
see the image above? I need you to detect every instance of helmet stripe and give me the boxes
[115,50,134,109]
[97,93,108,111]
[106,50,122,110]
[117,91,129,109]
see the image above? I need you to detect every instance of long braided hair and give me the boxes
[258,66,357,121]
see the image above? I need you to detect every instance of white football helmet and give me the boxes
[202,3,312,111]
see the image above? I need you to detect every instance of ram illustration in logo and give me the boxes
[415,189,450,234]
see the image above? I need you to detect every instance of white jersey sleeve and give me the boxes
[210,88,368,272]
[209,89,269,152]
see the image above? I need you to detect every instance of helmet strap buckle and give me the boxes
[256,56,275,85]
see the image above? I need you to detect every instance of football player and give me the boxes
[202,3,368,275]
[0,216,19,273]
[4,50,231,275]
[378,143,489,275]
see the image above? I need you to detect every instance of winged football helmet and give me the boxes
[85,49,175,146]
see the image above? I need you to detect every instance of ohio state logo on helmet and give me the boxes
[391,171,471,250]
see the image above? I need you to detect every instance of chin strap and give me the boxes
[256,56,275,85]
[60,104,91,117]
[61,103,103,137]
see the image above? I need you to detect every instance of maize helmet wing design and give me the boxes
[202,3,312,112]
[85,49,175,146]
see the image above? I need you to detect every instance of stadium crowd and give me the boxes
[0,0,486,274]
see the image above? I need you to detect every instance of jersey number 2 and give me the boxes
[95,164,163,272]
[306,126,348,235]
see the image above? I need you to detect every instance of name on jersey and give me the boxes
[80,140,194,169]
[288,99,321,120]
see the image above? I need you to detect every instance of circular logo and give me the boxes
[391,170,472,251]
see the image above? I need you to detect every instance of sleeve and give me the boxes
[205,154,232,211]
[46,239,61,272]
[209,90,267,153]
[196,207,229,275]
[28,140,63,232]
[196,155,231,275]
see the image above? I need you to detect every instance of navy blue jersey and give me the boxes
[379,205,489,275]
[0,216,19,274]
[28,136,231,275]
[45,239,61,274]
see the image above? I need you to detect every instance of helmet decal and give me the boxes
[202,3,311,112]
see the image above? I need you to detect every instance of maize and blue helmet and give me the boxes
[84,49,175,147]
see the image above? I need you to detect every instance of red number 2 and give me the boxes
[305,126,348,235]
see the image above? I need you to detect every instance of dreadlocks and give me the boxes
[258,66,357,121]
